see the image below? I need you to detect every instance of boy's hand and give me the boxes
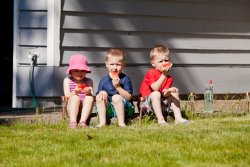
[110,71,121,88]
[112,78,121,88]
[168,87,178,93]
[162,87,179,97]
[98,91,108,100]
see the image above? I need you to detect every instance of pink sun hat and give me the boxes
[66,53,91,74]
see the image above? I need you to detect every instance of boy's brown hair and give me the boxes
[150,44,170,60]
[105,48,126,62]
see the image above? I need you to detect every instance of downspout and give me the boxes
[12,0,19,108]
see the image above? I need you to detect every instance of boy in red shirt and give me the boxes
[140,44,190,125]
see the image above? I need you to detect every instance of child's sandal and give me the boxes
[69,121,77,129]
[78,121,87,128]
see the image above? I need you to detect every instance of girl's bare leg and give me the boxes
[79,96,94,124]
[67,95,81,123]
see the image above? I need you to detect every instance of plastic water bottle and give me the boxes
[204,80,214,113]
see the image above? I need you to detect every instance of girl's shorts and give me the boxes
[95,99,135,119]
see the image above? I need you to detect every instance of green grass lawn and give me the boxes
[0,115,249,167]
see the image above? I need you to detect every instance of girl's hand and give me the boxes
[82,87,92,95]
[74,83,86,94]
[74,88,81,94]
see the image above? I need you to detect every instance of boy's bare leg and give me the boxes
[112,95,126,127]
[151,91,167,124]
[67,95,81,123]
[79,96,94,123]
[96,95,107,127]
[168,92,189,124]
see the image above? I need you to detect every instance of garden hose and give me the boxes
[29,54,38,109]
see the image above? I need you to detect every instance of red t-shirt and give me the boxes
[140,69,173,97]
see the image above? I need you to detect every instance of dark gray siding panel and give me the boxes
[19,11,47,28]
[63,0,250,20]
[19,29,47,46]
[18,47,47,64]
[16,67,54,96]
[63,15,250,35]
[19,0,47,10]
[61,51,250,65]
[62,33,250,50]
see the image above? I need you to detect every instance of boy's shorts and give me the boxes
[95,99,135,119]
[140,96,171,114]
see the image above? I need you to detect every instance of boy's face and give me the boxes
[105,56,125,75]
[151,54,171,72]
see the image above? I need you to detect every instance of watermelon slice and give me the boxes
[77,83,86,89]
[110,71,119,79]
[162,61,173,68]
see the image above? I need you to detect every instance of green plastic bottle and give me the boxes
[204,80,214,113]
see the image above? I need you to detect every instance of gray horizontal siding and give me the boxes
[62,33,250,50]
[19,29,47,46]
[19,11,47,28]
[63,0,250,20]
[58,0,250,95]
[18,47,47,64]
[19,0,47,10]
[16,0,250,100]
[63,15,250,36]
[18,0,47,67]
[61,51,250,65]
[61,0,250,68]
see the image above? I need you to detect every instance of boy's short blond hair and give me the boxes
[105,48,126,62]
[150,44,170,60]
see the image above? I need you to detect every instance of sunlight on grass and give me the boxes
[0,115,249,166]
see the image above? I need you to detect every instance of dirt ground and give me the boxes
[0,100,249,125]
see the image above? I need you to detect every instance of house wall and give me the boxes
[16,0,250,107]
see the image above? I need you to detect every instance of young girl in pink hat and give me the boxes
[63,53,94,128]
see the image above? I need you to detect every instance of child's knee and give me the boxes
[112,94,123,103]
[95,95,101,102]
[96,91,107,102]
[151,91,161,99]
[69,95,81,103]
[85,96,94,103]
